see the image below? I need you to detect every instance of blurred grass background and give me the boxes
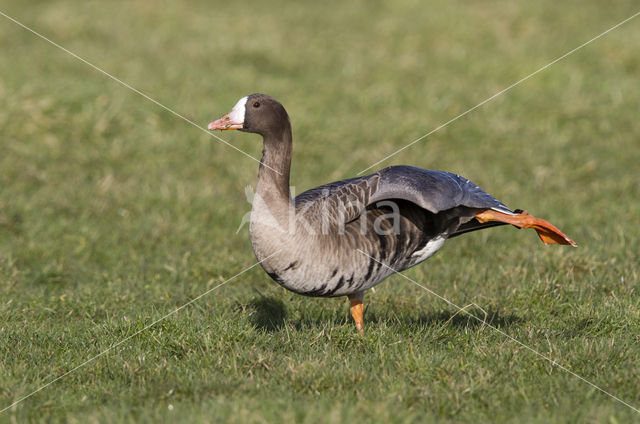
[1,0,639,422]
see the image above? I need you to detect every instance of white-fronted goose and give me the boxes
[208,94,576,334]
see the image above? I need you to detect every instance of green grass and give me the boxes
[1,0,640,422]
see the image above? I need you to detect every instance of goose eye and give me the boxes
[253,101,260,108]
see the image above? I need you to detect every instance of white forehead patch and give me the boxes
[228,96,248,124]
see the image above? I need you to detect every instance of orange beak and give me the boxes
[207,112,243,131]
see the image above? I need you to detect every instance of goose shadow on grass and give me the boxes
[248,296,288,332]
[247,296,523,332]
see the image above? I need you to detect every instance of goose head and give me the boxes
[208,93,290,137]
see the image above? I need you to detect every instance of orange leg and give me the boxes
[475,209,577,247]
[349,298,365,335]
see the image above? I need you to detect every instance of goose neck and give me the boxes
[255,124,293,208]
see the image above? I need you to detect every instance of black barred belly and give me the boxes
[262,244,403,298]
[265,266,367,298]
[261,201,436,297]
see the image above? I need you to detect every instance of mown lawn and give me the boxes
[1,0,639,422]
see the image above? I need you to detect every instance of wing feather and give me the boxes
[294,165,512,223]
[369,166,512,214]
